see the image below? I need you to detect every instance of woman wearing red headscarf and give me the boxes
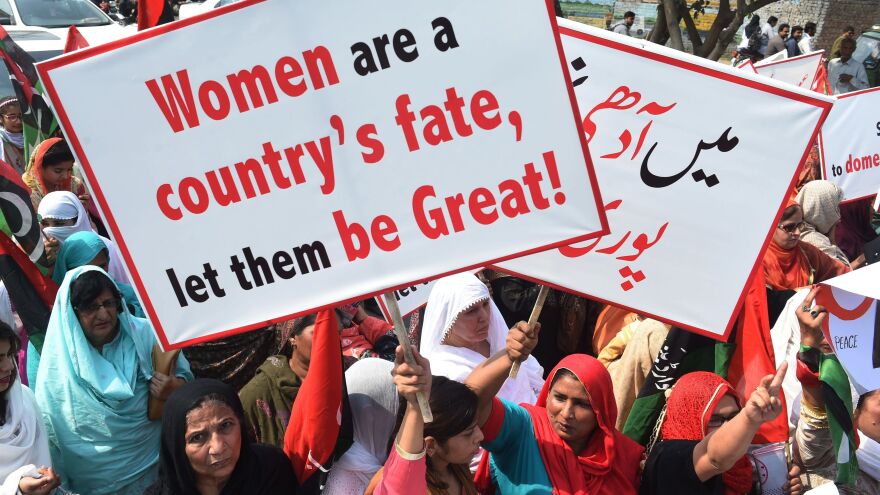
[762,201,849,291]
[640,366,791,495]
[466,322,643,494]
[21,138,88,211]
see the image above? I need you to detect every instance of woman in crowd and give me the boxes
[796,180,860,267]
[368,347,481,495]
[0,97,25,174]
[324,358,399,494]
[36,267,193,495]
[763,200,849,292]
[0,322,60,495]
[421,272,543,405]
[21,138,87,211]
[640,364,795,494]
[38,191,129,284]
[466,323,643,493]
[836,197,878,262]
[144,379,298,495]
[793,287,880,493]
[239,314,315,447]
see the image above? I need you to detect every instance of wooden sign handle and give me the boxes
[509,284,549,379]
[383,293,434,423]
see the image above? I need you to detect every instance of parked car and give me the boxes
[853,24,880,87]
[0,0,134,95]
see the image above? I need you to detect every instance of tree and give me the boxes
[648,0,780,60]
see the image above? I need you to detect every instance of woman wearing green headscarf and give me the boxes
[35,266,193,495]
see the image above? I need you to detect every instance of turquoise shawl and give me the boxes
[35,266,192,494]
[53,231,144,317]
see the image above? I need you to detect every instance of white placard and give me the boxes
[754,50,824,89]
[38,0,607,348]
[818,269,880,394]
[495,20,832,339]
[819,87,880,202]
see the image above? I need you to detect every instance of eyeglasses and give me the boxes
[1,113,21,121]
[75,298,120,317]
[707,411,739,429]
[777,221,806,234]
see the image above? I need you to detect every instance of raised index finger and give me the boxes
[802,285,821,310]
[769,361,788,391]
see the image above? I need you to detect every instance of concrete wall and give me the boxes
[753,0,880,54]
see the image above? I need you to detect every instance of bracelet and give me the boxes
[395,442,427,461]
[800,398,828,422]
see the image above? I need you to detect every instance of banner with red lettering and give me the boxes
[494,20,832,340]
[37,0,607,348]
[818,264,880,394]
[753,50,824,89]
[819,87,880,201]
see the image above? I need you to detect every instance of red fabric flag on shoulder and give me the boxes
[63,26,89,53]
[726,270,789,443]
[284,309,343,484]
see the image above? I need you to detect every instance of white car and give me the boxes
[0,0,134,95]
[178,0,240,20]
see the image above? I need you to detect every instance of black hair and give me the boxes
[291,313,317,337]
[0,321,20,426]
[550,367,579,389]
[0,96,18,113]
[41,140,74,167]
[857,389,880,410]
[779,23,790,33]
[804,21,816,33]
[70,270,122,313]
[844,26,855,34]
[624,11,635,18]
[840,37,857,49]
[780,204,802,223]
[792,25,803,34]
[424,376,479,492]
[768,16,778,25]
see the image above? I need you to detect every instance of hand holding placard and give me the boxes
[510,284,549,379]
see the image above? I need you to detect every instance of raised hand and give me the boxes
[392,345,431,407]
[505,321,539,365]
[796,286,828,350]
[744,362,787,425]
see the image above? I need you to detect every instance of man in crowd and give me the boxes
[766,23,790,56]
[612,11,635,37]
[831,26,856,59]
[785,25,803,57]
[759,15,778,55]
[798,21,816,54]
[828,37,869,95]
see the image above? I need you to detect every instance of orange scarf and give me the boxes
[22,137,65,196]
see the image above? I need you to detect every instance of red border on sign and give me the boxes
[36,0,609,349]
[489,25,832,342]
[818,86,880,204]
[753,50,824,69]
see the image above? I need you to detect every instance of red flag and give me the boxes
[284,309,343,484]
[811,62,831,95]
[63,26,89,54]
[726,270,789,443]
[137,0,174,31]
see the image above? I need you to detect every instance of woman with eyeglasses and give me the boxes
[35,267,194,495]
[796,180,864,269]
[762,199,849,293]
[640,365,802,495]
[0,97,25,174]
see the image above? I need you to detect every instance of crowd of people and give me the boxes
[0,20,879,495]
[732,17,870,95]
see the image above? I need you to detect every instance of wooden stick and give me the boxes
[383,293,434,423]
[509,285,549,379]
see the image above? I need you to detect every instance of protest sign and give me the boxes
[753,50,824,89]
[37,0,608,348]
[494,19,832,339]
[374,267,482,321]
[818,87,880,202]
[818,264,880,394]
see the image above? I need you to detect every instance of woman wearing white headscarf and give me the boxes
[38,191,130,284]
[796,180,854,267]
[420,272,543,405]
[324,358,399,494]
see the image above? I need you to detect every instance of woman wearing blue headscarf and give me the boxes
[35,266,193,495]
[26,231,146,385]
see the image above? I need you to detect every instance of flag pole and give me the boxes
[509,284,549,379]
[383,292,434,423]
